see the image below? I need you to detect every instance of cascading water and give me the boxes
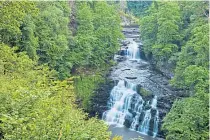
[139,109,151,134]
[102,80,159,137]
[151,96,159,137]
[126,41,140,60]
[153,110,159,137]
[102,81,138,126]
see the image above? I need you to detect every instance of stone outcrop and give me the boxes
[88,79,116,118]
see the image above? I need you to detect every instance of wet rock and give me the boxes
[144,105,151,110]
[115,55,126,62]
[124,113,133,128]
[118,49,127,56]
[148,124,154,136]
[151,108,157,118]
[139,112,145,123]
[88,79,115,118]
[121,40,130,46]
[133,38,141,42]
[125,76,137,79]
[128,109,136,117]
[148,131,154,138]
[125,34,140,38]
[157,123,166,138]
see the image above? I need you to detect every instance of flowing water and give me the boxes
[102,27,165,140]
[102,80,159,138]
[126,41,140,60]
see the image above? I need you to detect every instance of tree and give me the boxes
[69,2,96,67]
[171,19,208,89]
[35,2,70,68]
[152,1,181,61]
[127,1,152,17]
[0,1,38,45]
[91,2,123,67]
[68,1,123,68]
[161,2,209,140]
[162,95,209,140]
[139,2,158,55]
[0,44,111,139]
[19,15,38,60]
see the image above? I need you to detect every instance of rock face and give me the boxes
[88,79,115,118]
[146,54,175,79]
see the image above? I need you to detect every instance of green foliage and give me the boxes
[161,2,208,140]
[139,2,158,55]
[74,74,105,110]
[34,1,73,79]
[69,2,123,68]
[162,95,209,140]
[127,1,152,17]
[0,44,111,140]
[171,11,209,90]
[0,1,124,139]
[35,2,70,68]
[139,88,152,97]
[70,2,96,66]
[112,135,122,140]
[19,15,38,60]
[92,2,123,67]
[140,1,181,61]
[0,1,122,80]
[0,1,38,45]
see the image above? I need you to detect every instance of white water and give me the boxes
[103,81,137,126]
[153,110,159,137]
[151,96,157,109]
[102,80,159,137]
[126,41,140,60]
[139,109,151,134]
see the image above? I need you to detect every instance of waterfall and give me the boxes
[139,109,151,134]
[102,80,159,137]
[103,80,137,126]
[153,110,159,137]
[151,96,157,109]
[126,41,140,60]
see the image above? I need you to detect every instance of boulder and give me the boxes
[123,113,133,128]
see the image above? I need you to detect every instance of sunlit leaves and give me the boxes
[0,1,38,45]
[162,96,209,140]
[0,44,110,139]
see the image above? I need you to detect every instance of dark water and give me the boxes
[109,125,161,140]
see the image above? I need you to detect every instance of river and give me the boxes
[100,26,174,140]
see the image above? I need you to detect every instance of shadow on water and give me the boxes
[109,125,160,140]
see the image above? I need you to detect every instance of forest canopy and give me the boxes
[0,1,122,139]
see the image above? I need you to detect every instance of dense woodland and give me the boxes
[0,1,122,139]
[0,1,209,140]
